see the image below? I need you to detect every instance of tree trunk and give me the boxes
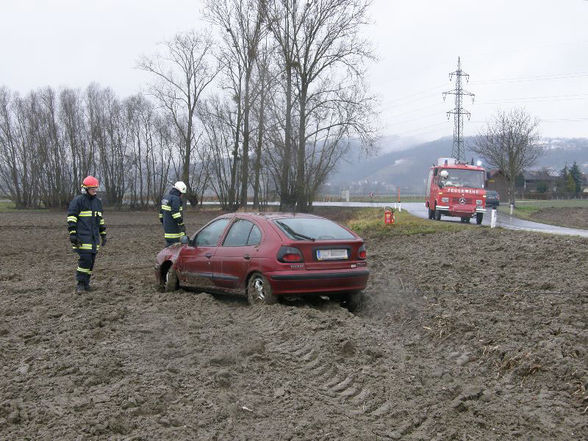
[240,69,252,208]
[295,86,307,212]
[280,63,295,212]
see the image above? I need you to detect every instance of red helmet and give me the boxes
[82,176,99,188]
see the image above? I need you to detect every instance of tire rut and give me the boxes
[238,303,394,425]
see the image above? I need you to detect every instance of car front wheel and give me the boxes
[247,273,277,305]
[164,267,179,292]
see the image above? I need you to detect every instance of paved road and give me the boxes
[306,201,588,238]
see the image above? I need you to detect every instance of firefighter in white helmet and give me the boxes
[159,181,187,246]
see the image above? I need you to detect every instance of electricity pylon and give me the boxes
[443,57,475,162]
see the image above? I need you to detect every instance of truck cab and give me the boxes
[425,158,487,224]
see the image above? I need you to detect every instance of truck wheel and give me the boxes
[164,267,179,292]
[434,209,441,221]
[344,291,363,312]
[476,213,484,225]
[247,273,277,305]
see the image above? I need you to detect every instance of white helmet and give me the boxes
[174,181,187,194]
[439,170,449,178]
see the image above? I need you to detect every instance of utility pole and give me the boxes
[443,57,475,161]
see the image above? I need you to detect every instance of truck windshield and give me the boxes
[440,169,485,189]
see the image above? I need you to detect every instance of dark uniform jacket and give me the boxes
[159,188,185,240]
[67,193,106,253]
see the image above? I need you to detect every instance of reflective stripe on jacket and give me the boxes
[67,193,106,253]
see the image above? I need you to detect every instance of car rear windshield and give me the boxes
[274,218,354,241]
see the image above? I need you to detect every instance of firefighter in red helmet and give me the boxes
[66,176,107,293]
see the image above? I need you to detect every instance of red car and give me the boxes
[155,212,369,311]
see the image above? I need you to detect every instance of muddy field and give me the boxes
[529,207,588,230]
[0,208,586,440]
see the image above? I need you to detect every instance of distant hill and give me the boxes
[325,136,588,194]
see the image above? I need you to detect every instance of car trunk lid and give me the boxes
[293,240,364,270]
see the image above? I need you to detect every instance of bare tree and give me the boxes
[205,0,267,208]
[250,37,279,208]
[199,96,241,210]
[35,87,70,207]
[12,92,43,207]
[1,83,182,209]
[138,31,218,206]
[59,87,92,197]
[264,0,376,211]
[264,0,299,210]
[472,108,542,206]
[150,114,176,205]
[302,79,376,205]
[0,87,25,206]
[86,84,129,206]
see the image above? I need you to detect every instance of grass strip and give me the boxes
[346,208,463,237]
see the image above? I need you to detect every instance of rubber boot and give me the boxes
[76,282,86,294]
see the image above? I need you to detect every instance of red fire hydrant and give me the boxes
[384,207,395,225]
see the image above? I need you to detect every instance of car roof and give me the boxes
[223,212,325,221]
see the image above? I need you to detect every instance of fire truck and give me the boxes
[425,158,487,224]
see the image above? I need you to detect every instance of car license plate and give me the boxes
[317,249,348,260]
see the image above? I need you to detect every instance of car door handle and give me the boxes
[243,254,251,260]
[205,253,213,259]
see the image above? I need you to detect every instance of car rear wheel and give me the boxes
[247,273,277,305]
[344,291,363,312]
[164,267,179,292]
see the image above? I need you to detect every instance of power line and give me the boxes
[471,71,588,86]
[384,83,447,105]
[476,93,588,105]
[388,111,447,126]
[384,101,446,118]
[541,118,588,123]
[393,121,448,136]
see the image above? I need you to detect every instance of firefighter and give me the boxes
[160,181,187,246]
[67,176,107,294]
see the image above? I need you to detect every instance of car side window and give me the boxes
[223,220,254,247]
[247,225,261,246]
[195,218,230,247]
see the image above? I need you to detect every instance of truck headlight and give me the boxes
[442,197,449,203]
[476,200,482,205]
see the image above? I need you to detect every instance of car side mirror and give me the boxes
[180,235,189,245]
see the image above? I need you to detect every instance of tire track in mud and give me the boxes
[240,303,397,434]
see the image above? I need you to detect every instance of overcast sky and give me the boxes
[1,0,587,144]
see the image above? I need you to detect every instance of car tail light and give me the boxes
[358,244,367,260]
[277,246,304,263]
